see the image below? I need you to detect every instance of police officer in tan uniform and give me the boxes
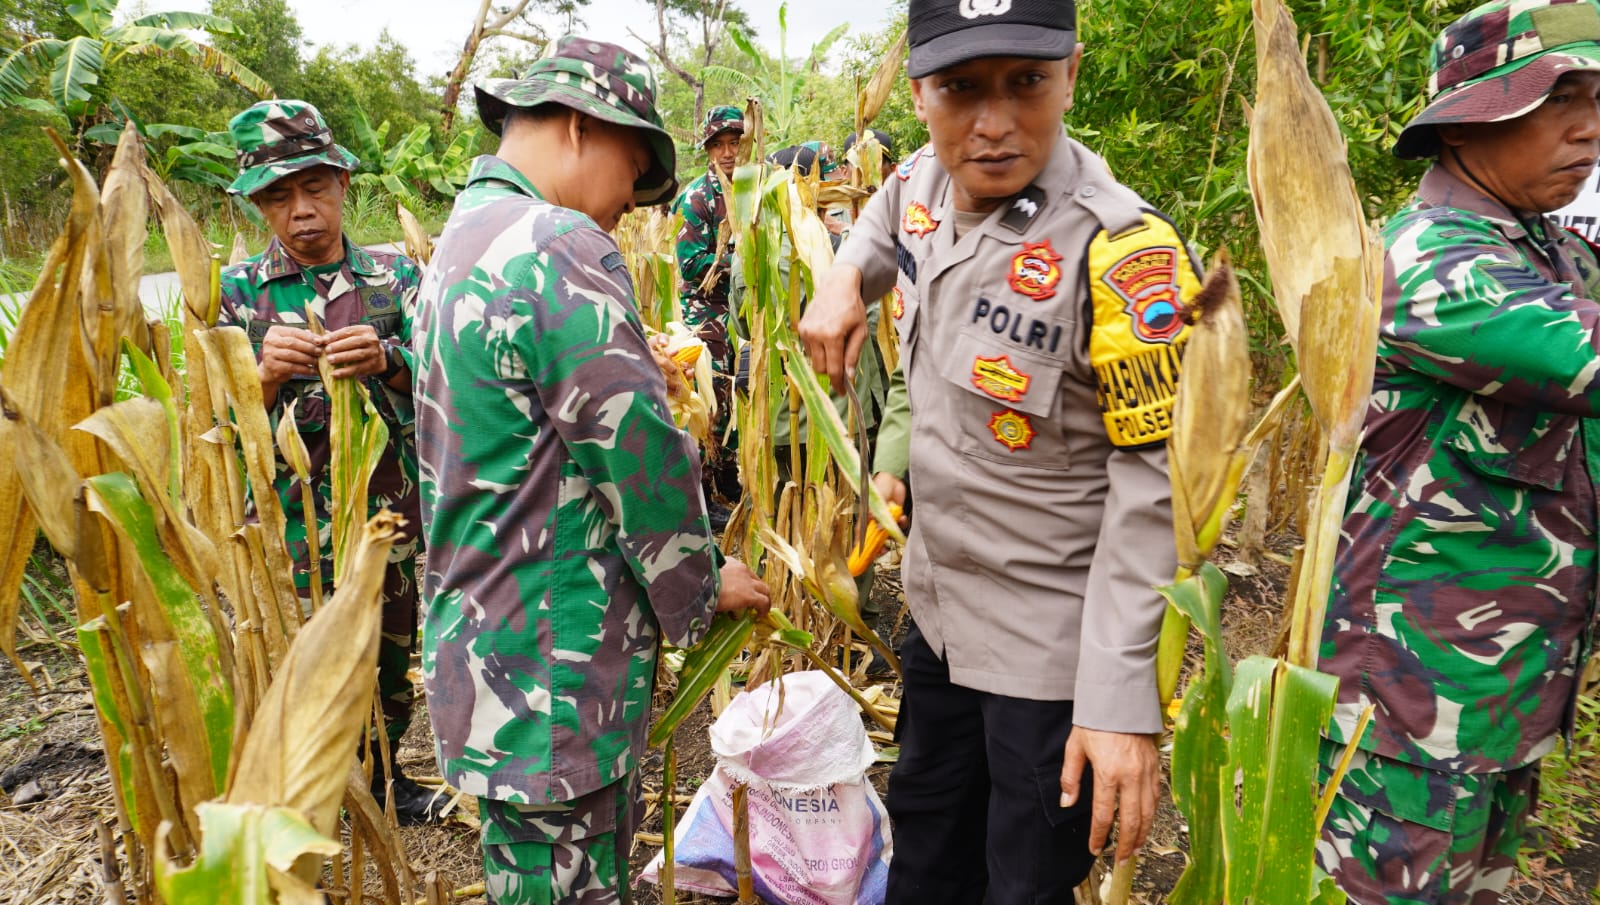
[800,0,1199,901]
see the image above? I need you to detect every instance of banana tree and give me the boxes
[0,0,271,139]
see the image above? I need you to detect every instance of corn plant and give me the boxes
[1144,1,1381,902]
[0,123,420,902]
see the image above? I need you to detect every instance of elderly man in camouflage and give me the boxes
[411,38,770,905]
[672,105,745,523]
[1318,2,1600,902]
[218,100,442,824]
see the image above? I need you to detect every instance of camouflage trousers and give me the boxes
[1315,740,1537,905]
[479,776,640,905]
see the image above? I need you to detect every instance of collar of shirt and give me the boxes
[259,234,378,285]
[464,154,546,201]
[1414,163,1534,242]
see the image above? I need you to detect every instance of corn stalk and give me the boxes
[1140,1,1381,902]
[1,124,422,902]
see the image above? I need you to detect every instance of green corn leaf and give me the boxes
[773,334,903,545]
[154,801,339,905]
[86,471,233,794]
[1162,564,1232,905]
[1221,656,1339,904]
[78,616,140,835]
[649,612,757,747]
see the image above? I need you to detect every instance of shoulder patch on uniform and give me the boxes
[902,201,940,237]
[601,251,627,272]
[1000,185,1046,233]
[1085,211,1199,448]
[896,144,933,181]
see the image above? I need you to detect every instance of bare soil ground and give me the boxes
[1,548,1596,904]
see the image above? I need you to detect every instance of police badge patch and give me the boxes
[1101,247,1185,343]
[988,409,1035,451]
[892,287,905,320]
[971,355,1031,403]
[1008,240,1063,301]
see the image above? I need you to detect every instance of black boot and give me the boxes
[371,756,449,825]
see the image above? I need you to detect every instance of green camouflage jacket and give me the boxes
[413,155,721,805]
[217,237,422,586]
[672,167,734,368]
[1324,164,1600,774]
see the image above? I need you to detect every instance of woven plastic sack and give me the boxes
[641,670,892,905]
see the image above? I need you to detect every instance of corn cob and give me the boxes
[848,502,902,576]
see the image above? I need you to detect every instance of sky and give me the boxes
[160,0,903,80]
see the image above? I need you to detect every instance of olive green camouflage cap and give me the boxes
[227,99,358,196]
[700,104,745,146]
[1395,0,1600,158]
[475,36,679,206]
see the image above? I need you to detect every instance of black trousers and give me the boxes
[886,623,1098,905]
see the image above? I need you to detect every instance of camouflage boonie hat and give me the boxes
[227,100,358,197]
[475,36,679,206]
[799,140,840,179]
[1395,0,1600,159]
[700,105,745,146]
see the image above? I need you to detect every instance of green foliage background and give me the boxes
[1072,0,1478,381]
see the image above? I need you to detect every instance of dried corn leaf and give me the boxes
[1168,252,1252,569]
[1247,0,1376,441]
[145,169,219,326]
[0,133,102,684]
[398,203,432,266]
[857,30,908,129]
[86,471,234,824]
[227,512,402,839]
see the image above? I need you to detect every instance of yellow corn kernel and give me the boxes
[848,503,902,576]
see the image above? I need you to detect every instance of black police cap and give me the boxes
[906,0,1076,79]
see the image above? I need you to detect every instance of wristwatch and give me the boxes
[377,341,407,381]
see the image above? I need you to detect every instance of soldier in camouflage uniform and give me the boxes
[1319,3,1600,901]
[411,38,770,905]
[672,105,745,521]
[219,100,443,824]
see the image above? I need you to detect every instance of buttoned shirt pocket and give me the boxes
[1437,394,1575,492]
[938,330,1070,470]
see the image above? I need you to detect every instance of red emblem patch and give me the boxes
[902,201,940,238]
[892,287,905,320]
[971,355,1031,403]
[988,409,1035,452]
[1100,247,1186,344]
[1008,240,1064,301]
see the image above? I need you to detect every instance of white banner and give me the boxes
[1553,167,1600,241]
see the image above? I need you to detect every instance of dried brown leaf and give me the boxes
[226,513,404,838]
